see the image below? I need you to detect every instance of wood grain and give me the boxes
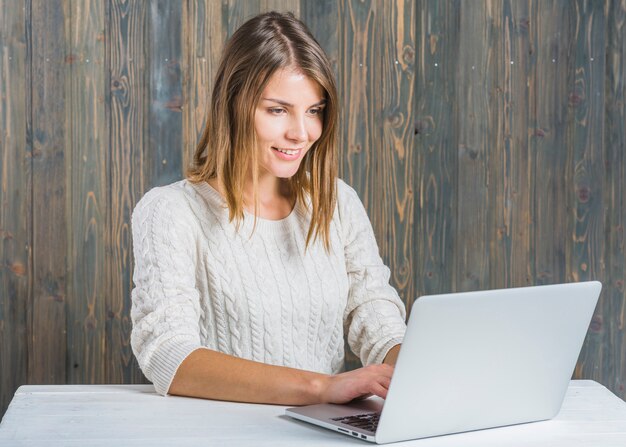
[567,0,607,387]
[532,0,570,286]
[66,0,107,385]
[340,0,375,199]
[371,0,416,309]
[107,0,147,384]
[301,0,339,77]
[227,1,261,35]
[261,0,300,17]
[227,2,300,37]
[456,0,496,292]
[29,0,68,385]
[0,0,31,418]
[604,0,626,400]
[415,1,459,297]
[182,0,227,172]
[147,1,183,186]
[492,0,533,290]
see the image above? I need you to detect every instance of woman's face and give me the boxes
[254,68,325,180]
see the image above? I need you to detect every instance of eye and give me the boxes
[268,107,286,115]
[308,106,325,116]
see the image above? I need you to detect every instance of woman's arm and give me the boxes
[169,348,395,405]
[383,344,401,366]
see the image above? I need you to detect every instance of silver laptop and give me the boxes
[286,281,602,444]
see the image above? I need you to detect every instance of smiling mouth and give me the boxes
[272,147,301,155]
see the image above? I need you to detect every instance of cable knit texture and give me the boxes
[130,178,407,395]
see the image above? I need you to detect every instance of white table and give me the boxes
[1,380,625,446]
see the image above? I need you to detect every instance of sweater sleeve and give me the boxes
[130,187,204,396]
[338,181,407,366]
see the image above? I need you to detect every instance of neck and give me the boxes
[244,175,292,205]
[208,172,296,220]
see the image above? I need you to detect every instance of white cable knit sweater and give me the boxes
[130,178,407,395]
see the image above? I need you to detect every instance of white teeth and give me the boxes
[274,148,298,155]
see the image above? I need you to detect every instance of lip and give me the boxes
[272,146,303,161]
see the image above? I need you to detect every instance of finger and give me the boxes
[369,382,388,399]
[371,367,394,385]
[379,376,391,390]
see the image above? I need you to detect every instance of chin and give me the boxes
[265,163,302,179]
[273,169,300,179]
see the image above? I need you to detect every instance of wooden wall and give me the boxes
[1,0,625,418]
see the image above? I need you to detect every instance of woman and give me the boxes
[130,11,406,405]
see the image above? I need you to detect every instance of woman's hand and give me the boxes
[317,363,395,404]
[169,348,396,406]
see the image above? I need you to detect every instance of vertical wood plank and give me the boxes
[456,1,499,292]
[227,1,261,35]
[566,1,606,285]
[30,0,68,385]
[567,0,607,385]
[532,0,571,286]
[107,0,147,384]
[182,0,227,172]
[339,0,375,201]
[370,0,416,309]
[66,0,107,385]
[261,0,300,17]
[491,0,533,290]
[148,1,183,185]
[227,1,300,37]
[415,1,459,296]
[605,0,626,400]
[301,0,339,76]
[0,0,30,416]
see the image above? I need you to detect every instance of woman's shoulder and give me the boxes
[335,177,364,210]
[332,178,371,234]
[132,179,208,222]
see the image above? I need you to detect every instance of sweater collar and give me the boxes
[189,180,309,236]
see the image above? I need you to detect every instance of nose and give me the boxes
[286,115,307,143]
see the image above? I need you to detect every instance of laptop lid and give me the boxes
[286,281,601,444]
[376,281,601,443]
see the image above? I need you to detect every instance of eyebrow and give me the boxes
[261,97,327,108]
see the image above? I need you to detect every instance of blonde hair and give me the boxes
[187,11,338,250]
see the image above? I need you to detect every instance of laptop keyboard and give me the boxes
[331,412,380,433]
